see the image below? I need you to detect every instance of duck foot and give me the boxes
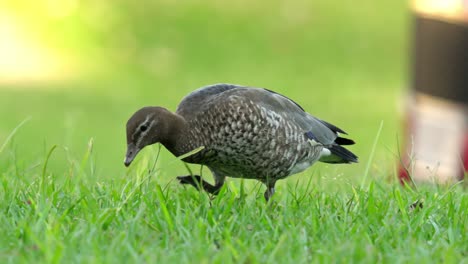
[177,175,222,195]
[263,181,277,202]
[264,187,275,202]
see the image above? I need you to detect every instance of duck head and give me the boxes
[124,106,179,167]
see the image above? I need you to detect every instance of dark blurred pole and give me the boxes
[399,0,468,183]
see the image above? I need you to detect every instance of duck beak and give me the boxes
[124,143,140,167]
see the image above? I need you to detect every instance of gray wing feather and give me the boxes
[176,83,243,118]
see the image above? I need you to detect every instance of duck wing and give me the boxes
[177,84,354,146]
[176,83,242,118]
[230,87,351,146]
[242,88,357,163]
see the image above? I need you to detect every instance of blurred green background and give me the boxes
[0,0,408,185]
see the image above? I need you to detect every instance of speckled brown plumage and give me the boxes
[124,84,358,201]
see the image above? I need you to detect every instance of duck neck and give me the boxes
[160,111,188,157]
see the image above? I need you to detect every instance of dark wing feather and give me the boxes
[321,144,358,163]
[317,119,347,135]
[334,137,355,145]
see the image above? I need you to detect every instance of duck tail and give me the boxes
[320,144,358,164]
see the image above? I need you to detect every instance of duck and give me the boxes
[124,84,358,201]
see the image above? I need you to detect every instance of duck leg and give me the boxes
[177,169,226,195]
[263,180,277,202]
[177,175,223,194]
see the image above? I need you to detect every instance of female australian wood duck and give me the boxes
[124,84,358,201]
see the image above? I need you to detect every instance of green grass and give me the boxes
[0,142,467,263]
[2,0,467,262]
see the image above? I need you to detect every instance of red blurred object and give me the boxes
[398,94,467,184]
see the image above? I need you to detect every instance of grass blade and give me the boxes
[41,145,58,199]
[361,120,384,187]
[0,116,31,155]
[176,146,205,160]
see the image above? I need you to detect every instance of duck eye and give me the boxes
[140,125,148,132]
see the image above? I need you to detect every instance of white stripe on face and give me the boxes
[135,114,156,147]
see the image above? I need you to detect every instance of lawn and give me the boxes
[1,159,467,263]
[0,0,467,263]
